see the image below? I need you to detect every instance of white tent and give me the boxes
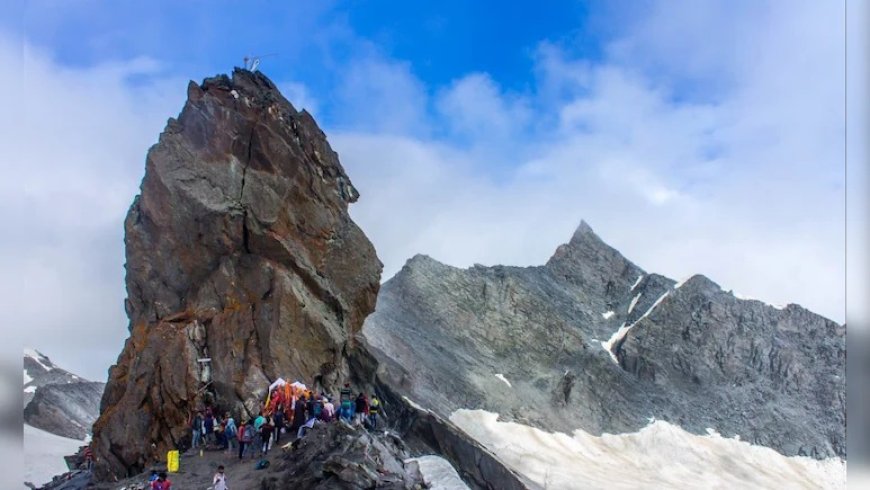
[290,381,307,391]
[269,378,287,392]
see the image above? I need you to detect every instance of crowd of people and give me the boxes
[186,382,382,463]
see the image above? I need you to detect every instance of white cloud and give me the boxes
[278,81,319,116]
[336,0,851,323]
[335,56,430,136]
[0,34,187,380]
[846,0,869,329]
[0,0,861,384]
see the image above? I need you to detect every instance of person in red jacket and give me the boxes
[151,472,171,490]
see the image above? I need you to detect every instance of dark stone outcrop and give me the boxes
[350,340,532,490]
[363,221,846,460]
[262,422,425,490]
[92,69,382,480]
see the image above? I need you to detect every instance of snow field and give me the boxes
[23,424,85,488]
[449,409,845,490]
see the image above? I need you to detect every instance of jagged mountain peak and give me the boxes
[364,220,845,461]
[572,219,596,238]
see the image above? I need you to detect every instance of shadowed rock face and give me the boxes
[363,222,846,460]
[92,69,382,480]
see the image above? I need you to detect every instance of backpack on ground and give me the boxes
[255,459,270,470]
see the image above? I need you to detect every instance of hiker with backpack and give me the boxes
[237,420,254,460]
[368,395,381,429]
[339,383,354,422]
[309,394,324,421]
[224,413,238,453]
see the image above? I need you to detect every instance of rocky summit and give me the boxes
[91,69,382,480]
[363,221,846,460]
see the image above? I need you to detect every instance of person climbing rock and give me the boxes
[213,465,228,490]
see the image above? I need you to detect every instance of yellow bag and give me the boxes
[167,450,179,473]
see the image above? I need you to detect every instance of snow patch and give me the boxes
[449,409,845,490]
[24,348,53,371]
[627,293,641,314]
[601,323,629,364]
[601,311,615,320]
[403,396,429,413]
[23,369,32,385]
[603,292,671,364]
[407,455,470,490]
[24,385,36,393]
[24,424,87,488]
[494,374,512,388]
[631,274,644,290]
[732,292,787,310]
[638,291,670,322]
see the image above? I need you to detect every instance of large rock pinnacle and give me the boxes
[92,69,382,480]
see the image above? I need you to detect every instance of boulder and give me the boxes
[91,69,382,480]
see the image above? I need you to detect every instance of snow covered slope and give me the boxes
[23,424,86,488]
[450,409,846,490]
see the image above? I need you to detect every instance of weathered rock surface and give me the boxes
[23,350,104,440]
[363,222,846,460]
[92,68,382,480]
[262,421,425,490]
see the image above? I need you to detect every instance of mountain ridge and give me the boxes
[23,349,104,441]
[363,220,845,460]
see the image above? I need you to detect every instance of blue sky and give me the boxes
[5,0,621,140]
[0,1,864,381]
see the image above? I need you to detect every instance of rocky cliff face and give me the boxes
[23,349,104,440]
[363,222,846,460]
[92,69,382,480]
